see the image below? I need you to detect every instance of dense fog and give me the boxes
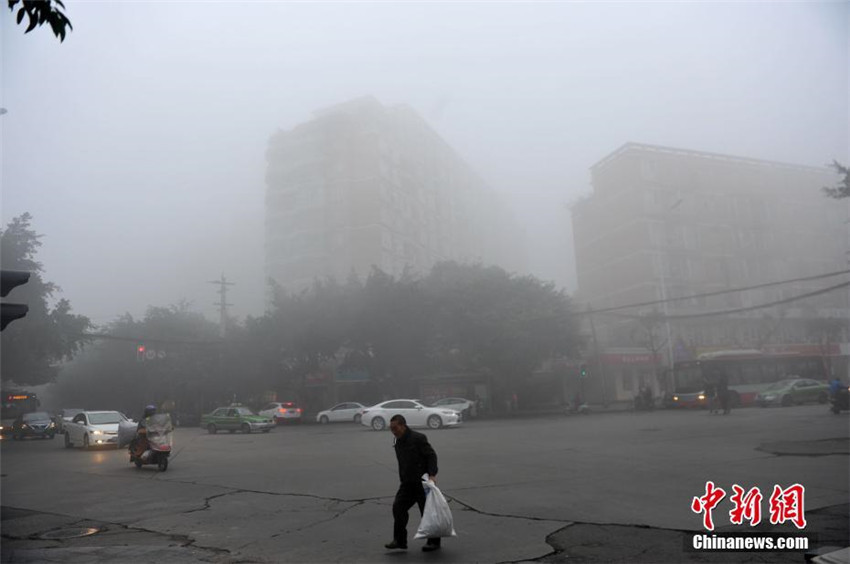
[2,2,846,325]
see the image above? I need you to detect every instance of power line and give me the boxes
[75,271,850,344]
[77,333,224,346]
[581,268,850,316]
[608,280,850,321]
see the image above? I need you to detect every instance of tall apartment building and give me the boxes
[572,143,849,374]
[265,97,525,292]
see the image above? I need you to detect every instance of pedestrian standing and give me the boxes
[717,371,731,415]
[384,415,442,552]
[704,377,717,414]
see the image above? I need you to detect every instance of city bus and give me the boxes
[0,391,41,436]
[667,350,829,408]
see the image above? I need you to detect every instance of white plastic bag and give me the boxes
[414,475,457,539]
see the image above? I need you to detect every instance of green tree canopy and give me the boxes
[7,0,72,42]
[53,303,221,414]
[1,213,91,385]
[423,262,582,394]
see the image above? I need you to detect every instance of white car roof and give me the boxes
[381,399,420,403]
[85,410,120,415]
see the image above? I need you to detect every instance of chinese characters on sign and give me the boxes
[692,482,806,531]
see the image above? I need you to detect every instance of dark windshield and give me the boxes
[673,364,704,393]
[23,412,51,421]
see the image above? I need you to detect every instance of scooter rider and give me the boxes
[131,405,157,458]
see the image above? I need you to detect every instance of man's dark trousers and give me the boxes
[393,483,440,547]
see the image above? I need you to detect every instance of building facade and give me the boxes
[572,143,850,400]
[265,97,525,293]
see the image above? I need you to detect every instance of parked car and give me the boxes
[201,406,275,434]
[360,399,461,431]
[11,411,57,440]
[61,408,85,421]
[316,402,366,424]
[63,411,124,449]
[431,397,477,418]
[173,412,201,427]
[756,379,830,407]
[259,401,302,424]
[55,408,84,434]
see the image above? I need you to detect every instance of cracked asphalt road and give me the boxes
[2,404,847,563]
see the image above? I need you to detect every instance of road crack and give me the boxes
[1,505,249,562]
[170,479,388,516]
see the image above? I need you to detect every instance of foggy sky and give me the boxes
[1,1,847,326]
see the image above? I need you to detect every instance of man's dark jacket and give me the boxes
[394,428,438,485]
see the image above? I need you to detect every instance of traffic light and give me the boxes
[137,344,146,362]
[1,270,30,331]
[579,363,588,379]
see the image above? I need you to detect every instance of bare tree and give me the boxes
[823,161,850,199]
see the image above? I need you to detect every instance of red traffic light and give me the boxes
[137,345,146,353]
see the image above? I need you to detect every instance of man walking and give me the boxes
[385,414,442,552]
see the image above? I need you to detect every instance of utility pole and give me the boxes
[587,305,608,407]
[209,274,234,338]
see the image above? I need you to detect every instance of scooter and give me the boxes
[564,396,589,415]
[830,387,849,414]
[127,414,173,471]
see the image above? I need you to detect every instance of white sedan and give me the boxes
[259,402,302,423]
[432,397,477,418]
[63,411,123,449]
[360,399,461,431]
[316,402,366,424]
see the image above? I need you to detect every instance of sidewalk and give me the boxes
[476,400,637,420]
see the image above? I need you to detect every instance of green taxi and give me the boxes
[201,406,275,434]
[755,379,830,407]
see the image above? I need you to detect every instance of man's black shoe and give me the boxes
[422,544,441,552]
[384,541,407,550]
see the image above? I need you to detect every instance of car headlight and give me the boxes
[21,424,30,429]
[672,396,679,401]
[442,411,456,416]
[92,430,103,435]
[698,394,706,400]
